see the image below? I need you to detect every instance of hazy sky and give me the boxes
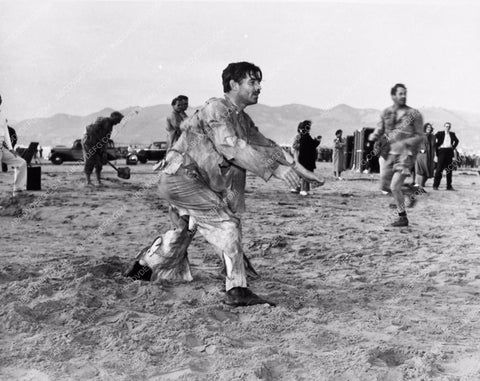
[1,0,479,120]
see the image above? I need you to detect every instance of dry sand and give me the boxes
[1,161,480,381]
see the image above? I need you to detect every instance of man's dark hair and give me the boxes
[391,83,407,96]
[335,129,343,135]
[297,120,311,133]
[110,111,124,120]
[222,62,262,93]
[171,95,188,106]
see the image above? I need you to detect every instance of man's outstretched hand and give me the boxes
[273,163,325,189]
[294,162,325,187]
[273,165,301,189]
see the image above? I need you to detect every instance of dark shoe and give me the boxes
[446,187,455,191]
[124,260,152,281]
[391,216,409,227]
[433,186,439,190]
[224,287,276,307]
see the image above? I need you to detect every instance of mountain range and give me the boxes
[12,103,480,153]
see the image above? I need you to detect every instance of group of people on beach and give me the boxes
[125,62,460,306]
[289,84,460,229]
[1,62,460,307]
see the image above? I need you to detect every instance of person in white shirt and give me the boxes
[0,95,27,196]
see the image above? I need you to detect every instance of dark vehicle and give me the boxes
[317,147,333,162]
[49,139,122,165]
[136,141,167,164]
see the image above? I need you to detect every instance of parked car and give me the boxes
[317,147,333,162]
[135,141,168,164]
[48,139,122,165]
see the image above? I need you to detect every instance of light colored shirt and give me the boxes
[162,95,291,213]
[440,132,452,148]
[371,105,424,155]
[0,110,13,150]
[166,110,188,149]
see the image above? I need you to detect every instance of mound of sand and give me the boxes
[1,163,480,380]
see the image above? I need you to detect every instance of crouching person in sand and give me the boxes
[125,62,324,307]
[82,111,124,186]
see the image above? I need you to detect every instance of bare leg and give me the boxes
[391,172,407,213]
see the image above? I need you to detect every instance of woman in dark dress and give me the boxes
[415,123,436,190]
[292,120,321,196]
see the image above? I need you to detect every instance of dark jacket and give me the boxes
[8,126,17,148]
[435,131,459,153]
[298,133,320,171]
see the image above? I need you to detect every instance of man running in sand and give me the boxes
[369,83,424,227]
[125,61,324,307]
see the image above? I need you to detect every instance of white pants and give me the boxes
[0,147,27,191]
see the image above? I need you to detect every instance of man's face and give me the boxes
[392,87,407,106]
[173,99,188,113]
[235,73,262,106]
[444,123,451,132]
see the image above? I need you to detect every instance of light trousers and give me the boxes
[142,168,248,291]
[0,147,27,192]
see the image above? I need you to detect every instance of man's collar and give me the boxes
[391,104,409,110]
[224,94,243,113]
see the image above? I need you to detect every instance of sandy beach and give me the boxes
[1,161,480,381]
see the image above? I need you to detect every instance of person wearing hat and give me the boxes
[81,111,124,186]
[0,94,27,196]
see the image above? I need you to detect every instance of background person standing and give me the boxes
[166,95,189,149]
[333,129,346,179]
[433,122,459,191]
[292,120,321,196]
[415,123,436,191]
